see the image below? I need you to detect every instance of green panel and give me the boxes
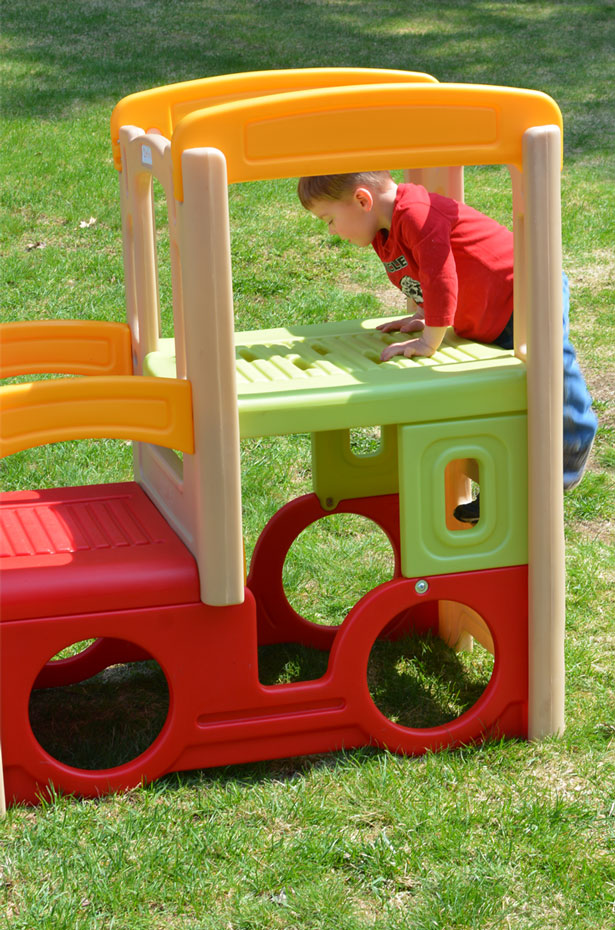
[145,317,526,438]
[399,414,528,577]
[311,425,398,510]
[144,345,176,379]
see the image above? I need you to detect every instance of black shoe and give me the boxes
[564,437,594,490]
[453,494,480,525]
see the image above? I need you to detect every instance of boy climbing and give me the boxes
[298,171,597,521]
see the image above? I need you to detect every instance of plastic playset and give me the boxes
[0,68,566,808]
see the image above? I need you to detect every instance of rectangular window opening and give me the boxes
[445,458,480,531]
[350,426,382,458]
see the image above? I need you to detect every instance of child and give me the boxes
[297,171,597,520]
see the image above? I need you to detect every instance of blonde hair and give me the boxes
[297,171,393,209]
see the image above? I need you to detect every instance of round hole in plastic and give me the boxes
[367,600,495,730]
[282,512,395,627]
[29,639,170,771]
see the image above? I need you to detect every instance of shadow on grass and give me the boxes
[2,1,614,160]
[29,660,170,771]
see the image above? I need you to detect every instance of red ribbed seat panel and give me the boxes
[0,482,200,621]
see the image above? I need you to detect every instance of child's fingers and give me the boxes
[376,315,422,333]
[380,341,414,361]
[376,320,403,332]
[399,318,425,333]
[380,344,401,361]
[380,338,435,361]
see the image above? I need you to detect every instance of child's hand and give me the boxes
[380,325,447,362]
[376,313,425,334]
[380,337,436,361]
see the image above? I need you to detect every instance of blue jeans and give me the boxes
[493,272,597,489]
[561,273,597,487]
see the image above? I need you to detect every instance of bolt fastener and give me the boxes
[415,579,429,594]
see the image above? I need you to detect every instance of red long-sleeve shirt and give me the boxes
[372,183,514,343]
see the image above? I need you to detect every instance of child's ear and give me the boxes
[354,187,374,211]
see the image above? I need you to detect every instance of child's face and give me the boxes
[309,188,379,248]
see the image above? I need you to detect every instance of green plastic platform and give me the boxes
[145,316,528,576]
[145,316,526,439]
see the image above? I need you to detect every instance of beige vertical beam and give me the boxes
[403,167,464,316]
[118,126,195,534]
[523,125,565,738]
[118,127,170,373]
[118,125,142,365]
[510,166,528,361]
[404,166,464,201]
[176,148,244,605]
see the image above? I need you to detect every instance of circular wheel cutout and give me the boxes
[367,600,495,730]
[29,639,170,771]
[282,513,395,626]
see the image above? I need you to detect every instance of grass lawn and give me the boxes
[1,1,614,928]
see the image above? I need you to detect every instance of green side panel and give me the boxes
[312,425,399,510]
[398,414,528,577]
[144,317,526,438]
[144,343,177,379]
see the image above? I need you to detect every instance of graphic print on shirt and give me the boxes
[399,275,424,303]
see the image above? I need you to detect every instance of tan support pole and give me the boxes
[403,166,464,321]
[524,125,566,739]
[177,148,244,605]
[404,165,464,202]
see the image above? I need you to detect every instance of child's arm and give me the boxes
[380,324,447,362]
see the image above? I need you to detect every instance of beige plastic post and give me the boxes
[116,127,243,604]
[404,165,464,202]
[510,166,528,361]
[403,166,464,321]
[523,125,565,738]
[438,601,495,654]
[118,126,187,378]
[118,127,162,372]
[176,147,244,605]
[116,126,189,549]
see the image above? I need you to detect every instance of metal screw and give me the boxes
[415,579,429,594]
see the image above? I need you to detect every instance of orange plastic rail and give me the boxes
[110,67,438,172]
[0,321,133,378]
[169,82,562,199]
[0,376,194,457]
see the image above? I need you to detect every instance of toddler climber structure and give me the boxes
[0,68,565,806]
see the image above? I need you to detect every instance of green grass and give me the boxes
[1,1,614,928]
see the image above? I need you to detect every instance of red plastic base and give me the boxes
[1,486,529,806]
